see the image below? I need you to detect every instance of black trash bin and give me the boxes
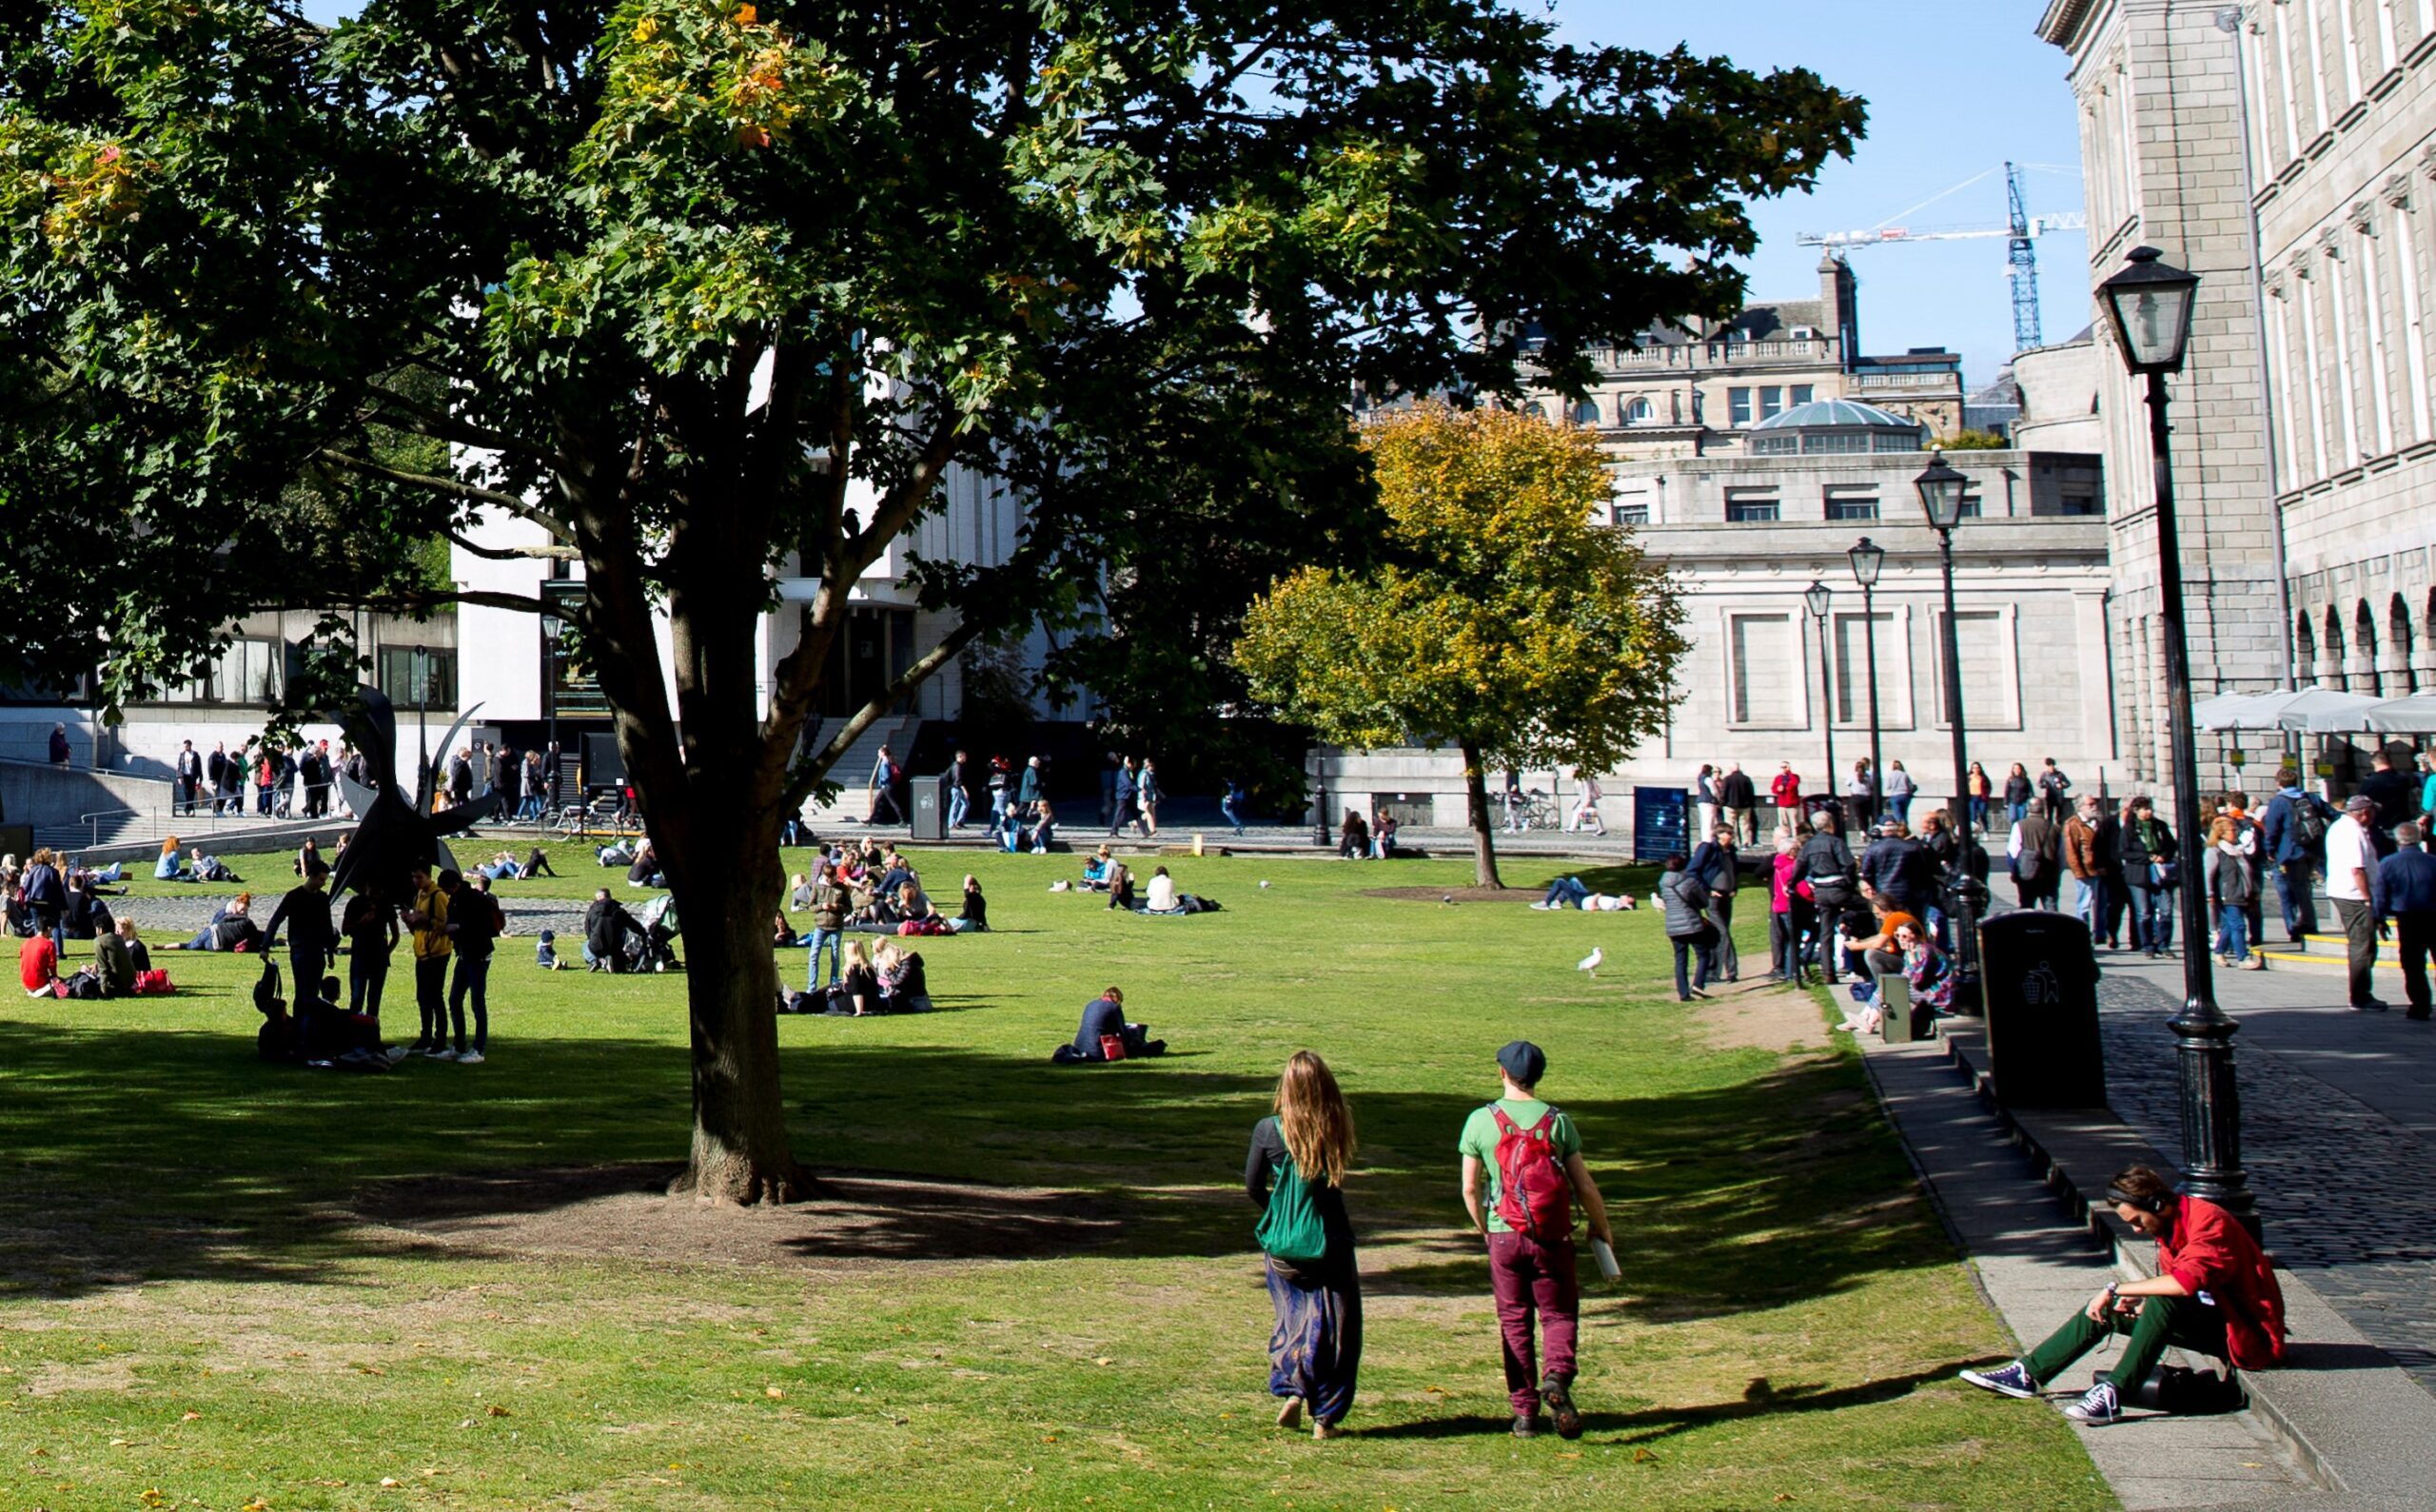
[1977,910,2106,1108]
[910,774,948,841]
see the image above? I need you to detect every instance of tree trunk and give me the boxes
[660,795,810,1205]
[1461,740,1504,890]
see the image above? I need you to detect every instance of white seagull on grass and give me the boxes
[1577,946,1604,978]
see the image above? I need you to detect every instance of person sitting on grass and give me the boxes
[788,872,815,913]
[187,848,238,884]
[1082,844,1115,891]
[1144,865,1183,914]
[822,939,882,1016]
[1051,986,1166,1062]
[874,940,932,1012]
[19,931,59,997]
[1338,810,1369,861]
[94,917,140,997]
[1963,1165,2285,1425]
[625,839,664,889]
[1372,815,1400,859]
[63,870,114,941]
[154,836,186,881]
[536,929,565,971]
[583,888,643,971]
[1104,859,1136,912]
[953,874,989,933]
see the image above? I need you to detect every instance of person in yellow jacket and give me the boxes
[403,864,453,1058]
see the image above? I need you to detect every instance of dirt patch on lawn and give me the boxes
[1695,983,1826,1056]
[1363,886,1547,903]
[344,1163,1128,1271]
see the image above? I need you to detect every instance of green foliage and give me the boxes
[1237,404,1689,776]
[1936,428,2011,450]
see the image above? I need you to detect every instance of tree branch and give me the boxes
[443,526,580,561]
[363,381,579,474]
[780,617,985,808]
[846,413,962,576]
[317,449,576,543]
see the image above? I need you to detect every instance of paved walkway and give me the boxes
[2086,946,2436,1395]
[1861,1036,2309,1508]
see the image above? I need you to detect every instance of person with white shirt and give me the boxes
[1145,865,1182,913]
[2324,794,2385,1011]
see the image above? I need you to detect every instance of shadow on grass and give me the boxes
[0,1025,1947,1318]
[1352,1358,2008,1442]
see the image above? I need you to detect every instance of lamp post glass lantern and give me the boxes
[1915,452,1984,1014]
[2097,245,2255,1227]
[1847,538,1885,828]
[1804,580,1836,821]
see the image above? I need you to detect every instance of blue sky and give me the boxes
[300,1,2081,384]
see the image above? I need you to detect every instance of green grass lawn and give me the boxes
[0,847,2112,1509]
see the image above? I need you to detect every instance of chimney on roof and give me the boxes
[1819,253,1858,370]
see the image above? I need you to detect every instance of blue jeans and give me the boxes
[2275,860,2318,941]
[1222,796,1246,834]
[2131,884,2174,952]
[448,952,490,1052]
[1542,876,1589,908]
[1969,796,1988,831]
[1888,795,1912,824]
[349,955,387,1015]
[2074,875,2113,944]
[947,787,970,828]
[2007,801,2028,826]
[2219,903,2249,962]
[805,929,841,988]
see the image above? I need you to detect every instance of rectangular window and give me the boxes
[377,646,457,711]
[1723,489,1778,523]
[1833,611,1907,726]
[1791,384,1815,405]
[1958,486,1984,520]
[540,580,608,717]
[2059,491,2100,517]
[1610,503,1649,526]
[1935,609,2019,728]
[1759,386,1783,420]
[1726,613,1799,725]
[1728,387,1752,426]
[1823,486,1879,521]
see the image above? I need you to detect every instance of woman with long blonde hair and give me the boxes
[1246,1051,1363,1439]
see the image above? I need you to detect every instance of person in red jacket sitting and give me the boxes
[1961,1166,2285,1424]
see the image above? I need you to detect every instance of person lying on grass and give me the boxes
[1962,1164,2284,1425]
[169,894,261,952]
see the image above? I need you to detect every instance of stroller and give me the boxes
[626,895,682,973]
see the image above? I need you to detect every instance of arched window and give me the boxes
[1523,401,1547,420]
[1572,399,1601,426]
[2390,595,2417,694]
[2324,606,2346,689]
[2296,610,2318,680]
[2355,600,2383,698]
[1624,397,1654,424]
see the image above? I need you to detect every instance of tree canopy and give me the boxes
[1236,403,1687,884]
[0,0,1861,1198]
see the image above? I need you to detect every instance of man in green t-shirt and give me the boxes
[1457,1040,1614,1441]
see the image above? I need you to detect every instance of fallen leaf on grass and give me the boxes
[355,1365,384,1376]
[1092,1357,1113,1367]
[1633,1448,1657,1463]
[485,1404,510,1418]
[179,1412,201,1422]
[380,1478,401,1488]
[242,1499,271,1511]
[764,1386,784,1400]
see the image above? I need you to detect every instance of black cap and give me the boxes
[1497,1040,1546,1087]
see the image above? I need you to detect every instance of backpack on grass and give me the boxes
[1491,1106,1573,1243]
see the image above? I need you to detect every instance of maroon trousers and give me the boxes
[1487,1230,1579,1413]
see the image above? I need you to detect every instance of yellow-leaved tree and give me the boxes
[1237,403,1687,887]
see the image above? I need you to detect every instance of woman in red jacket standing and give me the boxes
[1961,1166,2285,1424]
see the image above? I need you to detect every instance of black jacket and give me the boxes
[1717,771,1757,808]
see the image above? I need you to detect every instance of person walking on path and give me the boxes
[1717,762,1758,846]
[2064,795,2113,949]
[1458,1041,1615,1442]
[1962,1165,2283,1426]
[1222,777,1249,836]
[1247,1051,1363,1441]
[403,865,453,1057]
[1658,854,1717,1002]
[1110,756,1139,836]
[2119,796,2179,957]
[1565,770,1606,836]
[2262,767,2332,952]
[1881,759,1916,827]
[1687,824,1740,982]
[1015,756,1043,821]
[2326,794,2386,1011]
[1966,760,1993,834]
[2209,813,2260,971]
[2036,758,2073,824]
[2009,804,2063,913]
[2358,747,2419,840]
[946,749,972,831]
[867,743,904,825]
[1137,758,1163,837]
[2378,821,2436,1020]
[1791,810,1858,986]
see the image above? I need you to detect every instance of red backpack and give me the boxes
[1491,1106,1573,1242]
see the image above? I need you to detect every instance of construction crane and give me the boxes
[1798,164,2089,354]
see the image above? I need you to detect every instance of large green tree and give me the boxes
[1236,403,1688,887]
[0,0,1861,1201]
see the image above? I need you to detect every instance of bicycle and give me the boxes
[1504,788,1561,832]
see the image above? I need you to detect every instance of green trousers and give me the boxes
[2023,1294,2227,1392]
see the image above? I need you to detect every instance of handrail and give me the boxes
[73,806,142,847]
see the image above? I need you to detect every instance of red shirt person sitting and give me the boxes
[1960,1165,2284,1424]
[20,933,59,996]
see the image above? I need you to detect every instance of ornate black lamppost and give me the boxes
[1914,450,1985,1013]
[1804,579,1837,819]
[1847,537,1886,829]
[2099,244,2256,1228]
[1310,750,1331,848]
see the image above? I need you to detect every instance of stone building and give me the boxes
[1536,255,1967,459]
[2039,0,2295,804]
[1318,402,2112,833]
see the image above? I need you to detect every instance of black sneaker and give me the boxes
[1510,1413,1545,1439]
[1541,1378,1583,1440]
